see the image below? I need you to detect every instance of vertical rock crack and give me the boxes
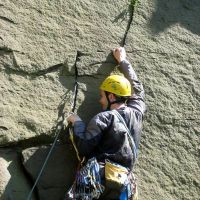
[70,51,80,112]
[121,1,137,46]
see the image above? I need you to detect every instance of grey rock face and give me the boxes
[0,149,34,200]
[22,144,78,200]
[125,1,200,200]
[0,0,199,200]
[0,0,129,145]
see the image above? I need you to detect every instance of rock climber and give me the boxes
[66,47,146,200]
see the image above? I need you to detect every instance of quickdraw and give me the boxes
[65,157,105,200]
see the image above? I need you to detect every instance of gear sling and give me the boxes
[66,109,138,200]
[111,109,138,200]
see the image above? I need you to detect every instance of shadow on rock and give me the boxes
[18,51,117,200]
[77,51,117,122]
[20,51,117,200]
[22,144,78,200]
[149,0,200,35]
[0,148,35,200]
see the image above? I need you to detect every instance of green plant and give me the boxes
[130,0,140,8]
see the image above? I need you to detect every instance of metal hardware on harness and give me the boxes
[66,157,104,200]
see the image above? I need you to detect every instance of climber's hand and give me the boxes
[66,113,82,125]
[113,47,127,63]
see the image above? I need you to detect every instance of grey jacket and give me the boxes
[73,60,146,170]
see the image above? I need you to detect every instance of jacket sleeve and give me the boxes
[72,112,112,157]
[119,60,146,115]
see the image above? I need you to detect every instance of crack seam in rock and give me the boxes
[4,63,64,77]
[0,15,16,24]
[70,51,80,112]
[0,47,21,53]
[2,47,195,78]
[0,126,8,130]
[121,2,135,46]
[126,49,190,56]
[174,118,198,121]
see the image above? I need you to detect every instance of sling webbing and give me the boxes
[112,109,137,161]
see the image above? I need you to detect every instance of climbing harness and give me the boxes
[65,157,105,200]
[26,75,79,200]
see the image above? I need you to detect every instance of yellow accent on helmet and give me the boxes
[100,75,131,96]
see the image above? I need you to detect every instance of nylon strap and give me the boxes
[112,109,137,161]
[69,128,82,162]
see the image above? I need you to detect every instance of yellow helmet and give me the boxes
[100,75,131,96]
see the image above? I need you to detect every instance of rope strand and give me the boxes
[26,71,79,200]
